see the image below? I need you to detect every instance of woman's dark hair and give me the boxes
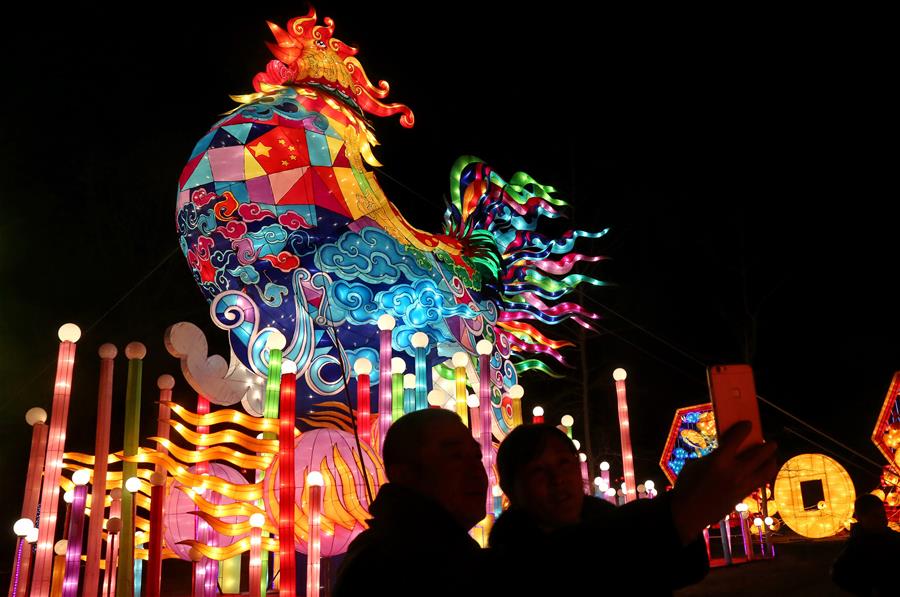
[496,423,577,496]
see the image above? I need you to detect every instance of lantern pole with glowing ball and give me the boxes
[306,471,325,597]
[260,330,285,594]
[31,324,80,597]
[103,490,122,597]
[532,406,544,424]
[248,513,266,597]
[613,368,637,503]
[467,395,481,440]
[411,333,430,410]
[427,389,449,409]
[144,375,173,597]
[192,395,216,597]
[508,384,524,428]
[62,469,90,597]
[11,518,34,597]
[391,358,406,420]
[402,374,416,415]
[377,314,395,450]
[8,407,48,597]
[561,414,574,439]
[279,360,298,597]
[353,358,373,444]
[82,344,117,597]
[452,352,470,426]
[50,540,68,597]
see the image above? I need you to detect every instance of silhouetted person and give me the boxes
[490,421,778,594]
[334,409,491,597]
[832,494,900,596]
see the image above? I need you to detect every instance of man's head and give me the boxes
[854,494,888,533]
[496,424,584,530]
[382,409,488,529]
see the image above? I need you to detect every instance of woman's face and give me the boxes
[512,435,585,530]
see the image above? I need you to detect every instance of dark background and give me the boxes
[0,2,892,584]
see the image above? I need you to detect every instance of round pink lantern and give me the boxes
[263,428,385,556]
[164,462,249,560]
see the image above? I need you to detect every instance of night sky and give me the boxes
[0,2,893,580]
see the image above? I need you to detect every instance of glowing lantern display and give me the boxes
[659,403,717,484]
[774,453,855,539]
[262,429,385,555]
[164,463,250,561]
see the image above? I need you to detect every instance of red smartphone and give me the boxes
[707,364,764,453]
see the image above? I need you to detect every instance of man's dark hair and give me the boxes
[496,423,576,496]
[382,409,462,479]
[854,493,886,518]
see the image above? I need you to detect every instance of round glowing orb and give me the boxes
[25,407,47,426]
[561,415,574,428]
[72,469,91,486]
[377,314,396,331]
[476,340,493,355]
[645,480,655,491]
[265,330,287,351]
[410,332,429,349]
[25,528,38,543]
[451,352,468,368]
[600,461,610,472]
[54,540,68,556]
[508,385,524,399]
[532,406,544,417]
[391,358,406,375]
[63,491,74,504]
[774,453,855,539]
[58,323,81,343]
[13,519,33,536]
[249,513,266,528]
[352,357,372,376]
[572,439,581,450]
[124,477,141,493]
[612,368,627,381]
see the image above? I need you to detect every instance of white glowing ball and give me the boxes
[410,332,429,349]
[249,513,266,528]
[281,360,297,375]
[476,339,493,355]
[532,406,544,417]
[579,453,587,463]
[306,471,325,487]
[63,491,74,504]
[25,407,47,426]
[600,461,610,471]
[466,395,480,409]
[594,477,603,487]
[13,518,33,536]
[58,323,81,343]
[508,384,524,399]
[125,477,142,493]
[621,482,627,492]
[265,330,287,350]
[427,390,449,407]
[753,517,764,527]
[637,484,646,493]
[353,357,372,376]
[403,374,417,389]
[572,439,581,450]
[645,480,655,491]
[452,352,469,368]
[764,517,773,526]
[606,488,617,497]
[612,368,627,381]
[391,357,407,375]
[54,540,68,556]
[561,415,574,428]
[72,469,91,486]
[377,314,396,331]
[124,342,147,360]
[735,503,749,513]
[25,528,38,543]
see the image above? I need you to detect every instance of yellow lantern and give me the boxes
[774,453,855,539]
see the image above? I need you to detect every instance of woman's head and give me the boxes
[497,424,585,529]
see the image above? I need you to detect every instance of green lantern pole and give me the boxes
[258,331,285,594]
[116,342,145,597]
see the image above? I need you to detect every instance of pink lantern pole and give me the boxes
[475,340,495,514]
[376,315,395,453]
[613,368,637,503]
[102,490,122,597]
[9,407,49,597]
[306,472,324,597]
[278,361,298,597]
[248,514,265,597]
[599,461,613,503]
[62,471,90,597]
[353,358,372,445]
[578,453,589,494]
[83,343,116,597]
[32,323,81,597]
[145,375,173,597]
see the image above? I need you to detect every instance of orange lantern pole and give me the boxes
[9,407,48,597]
[248,514,265,597]
[32,324,81,597]
[83,344,116,597]
[613,368,637,503]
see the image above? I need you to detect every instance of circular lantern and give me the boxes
[263,429,385,556]
[164,462,249,560]
[774,453,855,539]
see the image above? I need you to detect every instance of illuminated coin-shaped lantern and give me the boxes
[164,462,249,560]
[774,453,855,539]
[263,428,385,556]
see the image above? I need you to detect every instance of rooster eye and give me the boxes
[315,40,326,48]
